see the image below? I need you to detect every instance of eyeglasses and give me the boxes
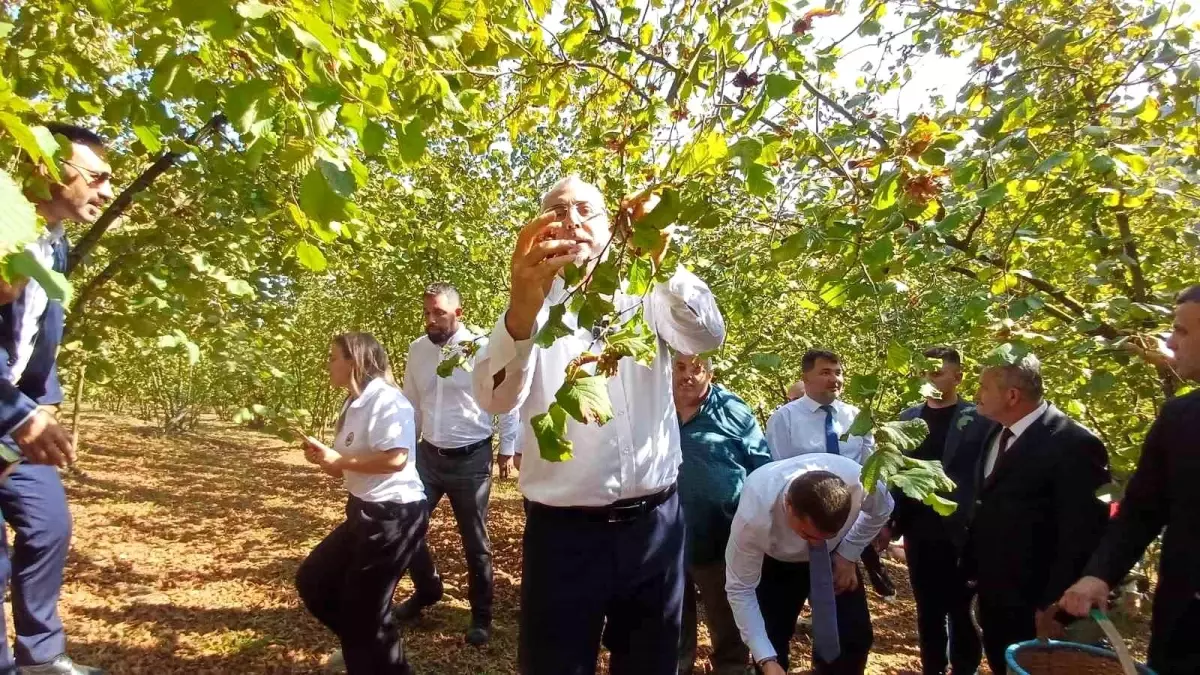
[543,200,606,222]
[62,160,113,186]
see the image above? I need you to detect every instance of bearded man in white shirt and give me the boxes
[393,282,519,646]
[725,453,893,675]
[472,176,726,674]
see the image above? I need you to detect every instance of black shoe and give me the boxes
[464,621,490,647]
[18,655,104,675]
[393,586,443,622]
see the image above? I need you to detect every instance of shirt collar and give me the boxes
[798,394,837,414]
[348,376,389,408]
[42,223,65,244]
[1008,400,1048,438]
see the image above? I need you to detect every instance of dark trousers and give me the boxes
[519,490,685,675]
[679,561,750,675]
[296,496,428,675]
[0,463,71,669]
[976,591,1035,675]
[859,545,895,597]
[1151,598,1200,675]
[757,556,873,674]
[905,536,981,675]
[406,440,493,623]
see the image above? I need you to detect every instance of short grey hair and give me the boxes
[423,282,461,306]
[540,175,606,211]
[988,353,1044,402]
[673,351,713,372]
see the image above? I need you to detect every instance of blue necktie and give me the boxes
[808,539,841,663]
[820,404,840,455]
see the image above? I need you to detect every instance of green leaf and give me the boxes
[676,130,728,177]
[606,316,657,367]
[132,125,162,154]
[764,74,800,100]
[295,241,328,271]
[556,375,614,425]
[225,279,255,297]
[1035,150,1074,174]
[236,0,276,18]
[886,341,912,372]
[535,304,573,348]
[0,169,40,258]
[5,249,72,305]
[398,118,427,164]
[636,189,680,230]
[872,171,899,210]
[225,81,270,135]
[299,166,348,225]
[845,407,875,438]
[0,116,62,182]
[626,257,651,296]
[356,37,388,65]
[976,182,1007,208]
[863,236,893,268]
[318,159,357,199]
[531,403,573,461]
[875,418,929,454]
[924,492,958,516]
[88,0,118,18]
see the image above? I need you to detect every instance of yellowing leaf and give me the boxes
[556,375,614,425]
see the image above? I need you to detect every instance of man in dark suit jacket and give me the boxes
[1059,285,1200,675]
[889,347,989,675]
[966,353,1110,673]
[0,123,112,675]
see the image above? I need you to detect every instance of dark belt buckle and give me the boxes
[606,501,644,523]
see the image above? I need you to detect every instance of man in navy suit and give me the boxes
[0,122,112,675]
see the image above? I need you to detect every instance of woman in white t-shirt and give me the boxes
[295,332,427,675]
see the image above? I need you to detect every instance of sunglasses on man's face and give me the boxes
[62,160,113,186]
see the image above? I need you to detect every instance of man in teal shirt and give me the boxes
[673,354,773,675]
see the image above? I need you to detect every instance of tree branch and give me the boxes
[1114,210,1149,303]
[66,114,227,276]
[796,75,887,146]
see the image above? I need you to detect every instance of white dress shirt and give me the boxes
[7,225,62,385]
[983,400,1048,478]
[472,266,726,507]
[725,453,894,662]
[402,325,519,455]
[334,377,425,504]
[765,395,875,464]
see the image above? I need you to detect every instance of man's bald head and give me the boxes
[787,380,806,402]
[540,175,606,212]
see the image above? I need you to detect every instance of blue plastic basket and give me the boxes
[1006,639,1155,675]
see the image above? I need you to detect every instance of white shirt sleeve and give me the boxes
[765,408,791,461]
[725,488,777,663]
[835,482,894,562]
[472,310,539,416]
[642,266,725,356]
[496,409,520,456]
[401,345,422,443]
[366,393,416,453]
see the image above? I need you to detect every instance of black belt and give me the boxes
[419,437,491,457]
[529,484,677,524]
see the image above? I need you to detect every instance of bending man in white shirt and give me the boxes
[725,453,893,675]
[472,176,725,674]
[394,283,518,646]
[765,350,896,601]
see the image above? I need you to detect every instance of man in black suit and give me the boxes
[888,347,988,675]
[967,353,1110,673]
[1059,285,1200,675]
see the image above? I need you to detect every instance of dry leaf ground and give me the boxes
[23,410,1149,674]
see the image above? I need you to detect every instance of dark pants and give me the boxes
[406,440,493,623]
[905,536,981,675]
[976,591,1035,675]
[859,546,895,597]
[0,463,71,669]
[679,561,750,675]
[756,556,873,675]
[519,490,685,675]
[296,496,428,675]
[1151,598,1200,675]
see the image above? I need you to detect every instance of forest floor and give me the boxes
[37,410,1150,674]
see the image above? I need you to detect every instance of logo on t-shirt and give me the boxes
[345,432,355,446]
